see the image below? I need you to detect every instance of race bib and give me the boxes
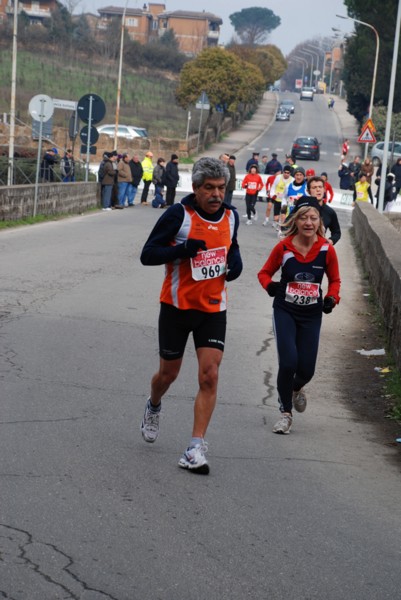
[285,281,320,305]
[191,247,227,281]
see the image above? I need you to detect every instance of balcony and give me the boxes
[207,30,219,39]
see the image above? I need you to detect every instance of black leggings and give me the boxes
[273,306,322,413]
[245,193,257,219]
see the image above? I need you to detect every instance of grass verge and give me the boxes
[0,208,98,229]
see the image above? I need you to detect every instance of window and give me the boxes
[152,20,158,30]
[126,17,138,27]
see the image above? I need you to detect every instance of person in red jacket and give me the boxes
[321,172,334,203]
[242,165,263,225]
[257,197,341,435]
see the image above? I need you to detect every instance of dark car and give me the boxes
[291,136,320,161]
[276,107,290,121]
[279,99,295,113]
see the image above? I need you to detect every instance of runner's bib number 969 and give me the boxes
[191,247,227,281]
[285,281,320,305]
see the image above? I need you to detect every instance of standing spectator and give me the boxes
[152,157,166,208]
[139,157,243,474]
[117,153,132,209]
[391,157,401,194]
[245,151,260,172]
[265,153,283,175]
[165,154,180,206]
[127,154,143,206]
[141,151,154,205]
[349,155,361,182]
[383,173,398,211]
[320,172,334,203]
[261,155,269,174]
[242,165,263,225]
[353,172,374,205]
[284,154,298,175]
[101,152,117,211]
[257,197,341,435]
[224,155,236,206]
[60,149,75,182]
[219,153,229,164]
[360,157,374,184]
[40,147,58,182]
[342,138,350,158]
[338,161,353,190]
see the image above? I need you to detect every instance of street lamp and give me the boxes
[114,0,129,149]
[337,14,380,158]
[7,0,18,186]
[299,50,314,86]
[294,55,308,86]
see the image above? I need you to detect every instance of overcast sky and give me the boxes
[80,0,355,56]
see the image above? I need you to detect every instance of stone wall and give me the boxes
[0,182,99,221]
[352,203,401,371]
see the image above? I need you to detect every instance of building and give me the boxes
[97,4,222,55]
[3,0,58,24]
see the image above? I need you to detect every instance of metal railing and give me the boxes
[0,157,94,186]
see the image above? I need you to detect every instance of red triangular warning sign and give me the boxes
[358,127,376,143]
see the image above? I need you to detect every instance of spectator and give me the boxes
[152,157,166,208]
[141,151,154,205]
[127,154,143,206]
[391,157,401,195]
[117,153,132,208]
[101,152,117,211]
[245,151,260,172]
[338,161,353,190]
[60,149,75,182]
[360,157,374,184]
[349,155,361,182]
[40,147,58,182]
[264,153,282,175]
[224,155,236,207]
[165,154,180,206]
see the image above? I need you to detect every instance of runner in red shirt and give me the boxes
[242,165,263,225]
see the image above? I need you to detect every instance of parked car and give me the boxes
[291,136,320,161]
[279,99,295,113]
[97,124,143,140]
[276,107,290,121]
[300,87,314,101]
[370,141,401,166]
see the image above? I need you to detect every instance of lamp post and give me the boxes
[114,0,128,150]
[7,0,18,186]
[377,0,401,213]
[289,58,305,85]
[337,14,380,158]
[299,50,315,86]
[306,44,330,86]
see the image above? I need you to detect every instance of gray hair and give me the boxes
[192,157,230,187]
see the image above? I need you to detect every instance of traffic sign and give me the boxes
[29,94,54,123]
[80,125,99,145]
[196,91,210,110]
[77,94,106,124]
[53,98,78,111]
[358,127,376,143]
[81,145,97,155]
[361,117,376,133]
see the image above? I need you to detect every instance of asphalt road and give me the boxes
[1,99,401,599]
[235,91,344,184]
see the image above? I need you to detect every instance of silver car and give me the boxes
[97,124,142,139]
[300,87,314,101]
[370,141,401,166]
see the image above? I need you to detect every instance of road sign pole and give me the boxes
[196,105,204,155]
[33,99,45,218]
[85,95,93,182]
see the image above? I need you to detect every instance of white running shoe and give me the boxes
[272,221,277,229]
[273,414,292,434]
[262,219,269,226]
[242,214,248,218]
[140,398,161,443]
[252,211,258,221]
[245,219,253,225]
[293,388,307,413]
[178,442,209,474]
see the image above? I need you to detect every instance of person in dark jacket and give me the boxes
[305,177,341,245]
[152,157,166,208]
[391,157,401,195]
[165,154,180,206]
[264,153,283,175]
[127,154,143,206]
[101,152,118,211]
[224,155,236,206]
[40,147,58,182]
[60,149,75,182]
[338,161,353,190]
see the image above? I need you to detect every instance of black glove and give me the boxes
[226,247,243,282]
[267,281,280,297]
[183,239,207,258]
[323,296,336,314]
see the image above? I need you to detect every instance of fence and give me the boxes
[0,157,95,186]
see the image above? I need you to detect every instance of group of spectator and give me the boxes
[98,151,180,211]
[40,148,75,183]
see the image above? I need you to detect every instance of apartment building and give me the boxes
[3,0,58,24]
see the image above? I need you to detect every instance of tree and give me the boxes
[176,47,265,142]
[342,0,401,121]
[229,7,281,45]
[228,43,287,86]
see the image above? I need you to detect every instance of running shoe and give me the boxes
[252,211,258,221]
[262,219,269,226]
[246,219,253,225]
[140,397,160,443]
[293,388,307,413]
[178,442,209,474]
[272,414,292,434]
[242,214,248,218]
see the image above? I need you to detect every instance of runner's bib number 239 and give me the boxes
[285,281,320,305]
[190,247,227,281]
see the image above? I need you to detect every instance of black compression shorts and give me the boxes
[158,302,227,360]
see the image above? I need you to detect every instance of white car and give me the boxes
[97,124,142,139]
[300,87,314,101]
[370,141,401,166]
